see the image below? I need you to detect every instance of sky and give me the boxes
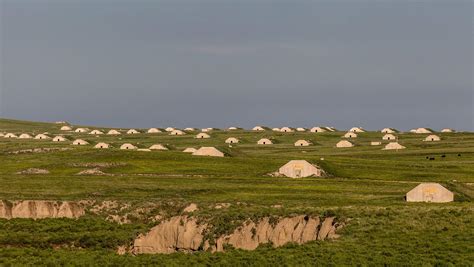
[0,0,472,130]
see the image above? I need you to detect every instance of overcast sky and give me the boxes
[0,0,472,130]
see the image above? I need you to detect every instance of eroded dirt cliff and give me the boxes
[133,216,207,254]
[0,200,85,219]
[133,215,343,254]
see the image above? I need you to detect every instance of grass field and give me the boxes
[0,118,473,266]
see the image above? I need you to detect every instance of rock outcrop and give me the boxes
[133,215,342,254]
[133,216,207,254]
[183,203,198,213]
[209,216,339,252]
[0,200,84,219]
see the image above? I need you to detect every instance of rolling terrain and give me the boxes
[0,118,473,266]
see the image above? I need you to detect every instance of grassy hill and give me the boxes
[0,118,473,265]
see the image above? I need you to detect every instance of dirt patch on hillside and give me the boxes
[89,201,172,225]
[76,168,111,176]
[89,201,124,213]
[134,174,211,178]
[68,162,212,178]
[16,168,50,175]
[81,173,212,178]
[68,162,127,168]
[214,203,231,209]
[70,163,126,176]
[8,148,72,155]
[132,215,344,254]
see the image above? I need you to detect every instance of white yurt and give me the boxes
[107,130,121,135]
[294,140,311,147]
[72,139,89,145]
[349,127,365,133]
[381,128,396,134]
[252,126,266,131]
[120,143,137,150]
[424,135,441,142]
[383,142,406,150]
[382,134,397,141]
[127,129,140,134]
[147,128,162,133]
[19,133,33,139]
[225,137,240,144]
[89,130,104,135]
[310,127,327,133]
[343,132,358,138]
[192,147,225,157]
[170,130,185,136]
[75,128,89,133]
[52,136,67,142]
[406,183,454,203]
[336,140,354,148]
[149,144,169,150]
[196,133,211,139]
[4,133,18,138]
[257,138,273,145]
[94,142,110,149]
[278,160,324,178]
[34,134,51,140]
[280,127,294,133]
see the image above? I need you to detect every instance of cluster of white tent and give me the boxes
[39,122,455,202]
[337,128,400,149]
[1,123,460,202]
[69,128,149,135]
[0,128,447,151]
[277,160,454,203]
[70,140,170,151]
[333,127,445,150]
[1,130,312,148]
[275,160,454,202]
[60,126,189,136]
[347,130,406,150]
[0,124,457,156]
[60,126,233,136]
[408,127,455,134]
[0,133,57,140]
[255,126,337,133]
[54,124,457,137]
[55,136,226,157]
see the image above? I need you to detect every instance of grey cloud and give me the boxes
[0,1,472,130]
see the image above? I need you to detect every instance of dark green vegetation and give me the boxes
[0,118,473,266]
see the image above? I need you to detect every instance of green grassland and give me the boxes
[0,118,473,266]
